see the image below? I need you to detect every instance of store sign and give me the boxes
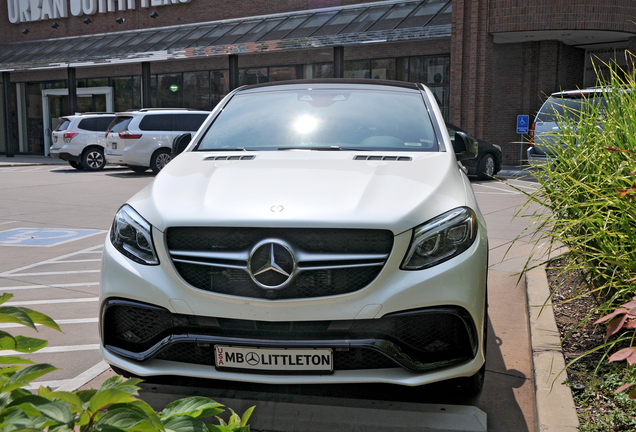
[8,0,192,24]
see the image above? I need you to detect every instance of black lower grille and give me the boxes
[102,299,477,373]
[174,263,382,299]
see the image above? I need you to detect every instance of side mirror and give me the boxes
[453,131,478,161]
[172,133,192,157]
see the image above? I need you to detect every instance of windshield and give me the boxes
[196,88,438,151]
[537,94,607,123]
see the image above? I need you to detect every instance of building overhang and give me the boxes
[492,30,634,50]
[0,0,451,72]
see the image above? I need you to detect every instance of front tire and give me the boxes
[150,148,172,174]
[82,147,106,171]
[476,154,495,180]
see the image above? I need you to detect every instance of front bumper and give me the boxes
[100,224,488,386]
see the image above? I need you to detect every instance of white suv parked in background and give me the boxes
[104,109,209,174]
[50,112,116,171]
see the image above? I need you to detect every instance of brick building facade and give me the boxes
[0,0,635,164]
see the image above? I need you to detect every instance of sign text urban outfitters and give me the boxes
[8,0,192,24]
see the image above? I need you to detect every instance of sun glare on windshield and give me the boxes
[294,115,318,134]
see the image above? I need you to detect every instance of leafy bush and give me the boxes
[516,57,636,395]
[0,292,254,431]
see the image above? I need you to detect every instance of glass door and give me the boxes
[42,87,113,156]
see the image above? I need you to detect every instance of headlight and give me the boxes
[401,207,478,270]
[110,205,159,265]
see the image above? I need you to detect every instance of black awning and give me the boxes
[0,0,451,71]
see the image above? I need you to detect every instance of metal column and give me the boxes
[2,72,13,157]
[228,55,239,91]
[142,62,152,108]
[334,46,344,79]
[68,67,78,115]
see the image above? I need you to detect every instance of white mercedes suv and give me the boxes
[100,80,488,395]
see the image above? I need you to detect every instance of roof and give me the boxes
[0,0,451,72]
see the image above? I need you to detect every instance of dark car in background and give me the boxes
[447,124,502,180]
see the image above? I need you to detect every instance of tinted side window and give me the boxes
[55,119,71,131]
[173,113,208,132]
[139,114,172,131]
[78,118,97,131]
[108,117,133,132]
[96,117,116,131]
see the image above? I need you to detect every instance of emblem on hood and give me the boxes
[248,240,296,289]
[270,205,284,212]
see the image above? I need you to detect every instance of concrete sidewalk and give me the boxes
[0,155,67,166]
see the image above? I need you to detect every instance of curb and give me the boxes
[526,268,579,432]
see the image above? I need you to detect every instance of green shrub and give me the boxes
[0,292,254,432]
[516,56,636,394]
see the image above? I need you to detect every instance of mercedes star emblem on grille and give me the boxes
[248,240,296,289]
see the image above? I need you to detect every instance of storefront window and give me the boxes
[26,83,44,155]
[371,58,397,80]
[157,73,183,108]
[408,55,450,120]
[183,71,210,111]
[88,78,109,88]
[344,60,371,79]
[211,70,229,108]
[239,68,269,86]
[112,76,134,112]
[269,66,304,82]
[305,63,333,79]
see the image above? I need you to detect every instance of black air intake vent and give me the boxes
[354,155,412,161]
[204,155,255,161]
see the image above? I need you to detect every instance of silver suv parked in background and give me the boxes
[527,88,607,164]
[104,109,209,174]
[50,113,116,171]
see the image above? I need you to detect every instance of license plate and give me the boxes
[111,143,117,149]
[215,345,333,372]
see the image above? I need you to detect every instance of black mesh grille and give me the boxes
[166,228,394,299]
[155,343,397,370]
[166,227,394,254]
[102,301,476,371]
[174,263,381,299]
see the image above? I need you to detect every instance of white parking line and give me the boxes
[0,317,98,329]
[6,297,98,306]
[8,270,100,277]
[0,282,99,291]
[28,361,110,391]
[3,344,99,356]
[0,245,103,277]
[55,259,102,264]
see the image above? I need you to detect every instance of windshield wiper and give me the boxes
[205,147,249,151]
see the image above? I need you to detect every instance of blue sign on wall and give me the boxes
[0,228,104,247]
[517,115,530,134]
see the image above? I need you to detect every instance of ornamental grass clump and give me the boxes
[517,56,636,397]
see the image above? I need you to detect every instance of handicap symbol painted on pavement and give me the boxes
[0,228,105,247]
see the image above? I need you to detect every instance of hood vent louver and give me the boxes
[354,155,412,161]
[205,155,256,161]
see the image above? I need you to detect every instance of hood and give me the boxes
[128,151,469,234]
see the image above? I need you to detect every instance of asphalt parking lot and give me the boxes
[0,157,539,432]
